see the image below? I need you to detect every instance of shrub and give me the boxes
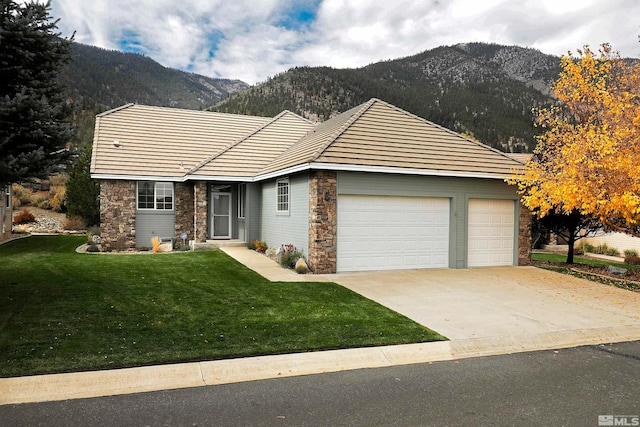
[278,244,306,270]
[86,244,100,253]
[605,247,620,257]
[12,184,31,206]
[13,209,36,224]
[578,242,595,253]
[151,236,162,253]
[624,256,640,265]
[138,246,150,252]
[248,240,267,253]
[624,249,639,258]
[62,216,86,230]
[35,194,51,209]
[593,243,609,255]
[50,187,66,212]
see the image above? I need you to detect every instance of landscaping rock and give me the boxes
[295,258,309,274]
[607,265,628,276]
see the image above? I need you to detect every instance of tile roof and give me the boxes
[257,98,523,178]
[91,99,523,181]
[90,104,271,178]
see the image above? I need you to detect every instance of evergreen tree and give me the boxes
[66,144,99,226]
[0,0,73,187]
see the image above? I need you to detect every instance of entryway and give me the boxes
[211,191,231,239]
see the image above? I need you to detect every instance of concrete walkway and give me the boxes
[3,247,640,405]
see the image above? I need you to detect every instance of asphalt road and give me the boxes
[2,341,640,427]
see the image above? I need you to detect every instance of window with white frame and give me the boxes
[238,183,246,219]
[137,182,174,210]
[276,178,289,213]
[4,185,10,208]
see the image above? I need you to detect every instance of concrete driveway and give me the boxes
[330,266,640,341]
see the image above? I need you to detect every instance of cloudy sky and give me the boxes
[46,0,640,85]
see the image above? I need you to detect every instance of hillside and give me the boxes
[213,43,562,152]
[61,43,249,111]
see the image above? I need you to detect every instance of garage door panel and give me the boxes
[468,199,515,267]
[337,195,450,272]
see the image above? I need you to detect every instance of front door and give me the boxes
[211,192,231,239]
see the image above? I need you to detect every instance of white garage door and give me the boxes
[337,195,449,272]
[468,199,515,267]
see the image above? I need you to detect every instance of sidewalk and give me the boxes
[2,247,640,405]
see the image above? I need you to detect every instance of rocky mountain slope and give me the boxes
[213,43,562,152]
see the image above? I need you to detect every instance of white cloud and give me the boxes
[46,0,640,84]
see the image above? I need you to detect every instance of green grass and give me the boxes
[531,252,640,292]
[531,252,640,270]
[0,235,445,377]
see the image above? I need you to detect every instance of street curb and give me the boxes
[3,326,640,406]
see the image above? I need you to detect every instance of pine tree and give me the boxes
[66,144,99,226]
[0,0,73,187]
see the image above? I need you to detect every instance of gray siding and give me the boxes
[245,183,262,243]
[135,211,175,248]
[260,172,309,255]
[337,171,518,268]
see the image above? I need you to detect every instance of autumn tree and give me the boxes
[0,0,73,187]
[511,43,640,262]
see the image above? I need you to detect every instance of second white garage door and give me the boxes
[468,199,515,267]
[337,195,450,272]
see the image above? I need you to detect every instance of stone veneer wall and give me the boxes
[308,171,337,274]
[100,180,136,251]
[518,201,532,265]
[174,182,194,242]
[194,182,208,242]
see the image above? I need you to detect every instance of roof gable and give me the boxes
[189,111,314,178]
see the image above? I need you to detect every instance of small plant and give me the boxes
[151,236,162,253]
[114,235,128,252]
[86,244,100,253]
[174,243,190,252]
[278,243,306,270]
[13,209,36,225]
[578,242,595,253]
[624,255,640,265]
[138,246,150,252]
[624,249,639,258]
[248,240,267,253]
[605,247,620,257]
[593,243,610,255]
[62,216,86,231]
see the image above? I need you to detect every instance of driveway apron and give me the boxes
[328,266,640,340]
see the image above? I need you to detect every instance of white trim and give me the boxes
[94,162,510,183]
[210,191,232,239]
[253,162,510,181]
[93,174,185,182]
[276,178,290,215]
[136,181,175,211]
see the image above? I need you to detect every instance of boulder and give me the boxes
[607,265,628,276]
[295,258,309,274]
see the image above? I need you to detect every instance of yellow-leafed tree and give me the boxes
[511,43,640,262]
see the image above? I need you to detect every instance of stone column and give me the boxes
[194,182,208,242]
[174,182,194,243]
[100,180,136,251]
[308,171,337,273]
[518,201,532,265]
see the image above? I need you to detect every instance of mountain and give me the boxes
[58,42,250,148]
[213,43,562,152]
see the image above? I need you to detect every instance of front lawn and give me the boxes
[0,236,445,377]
